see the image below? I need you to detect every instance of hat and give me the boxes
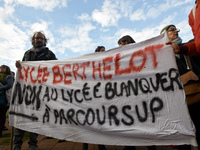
[160,24,175,34]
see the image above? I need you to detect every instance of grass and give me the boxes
[0,110,30,147]
[3,133,11,138]
[0,139,11,145]
[23,132,30,141]
[6,110,9,118]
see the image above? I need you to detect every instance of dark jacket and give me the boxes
[0,75,14,107]
[176,55,188,76]
[176,54,200,78]
[22,47,57,61]
[176,43,200,77]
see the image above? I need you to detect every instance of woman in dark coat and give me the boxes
[0,65,14,137]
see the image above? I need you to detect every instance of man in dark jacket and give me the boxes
[13,31,57,150]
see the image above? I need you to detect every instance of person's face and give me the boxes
[0,66,6,73]
[33,33,46,48]
[167,26,179,41]
[99,47,105,52]
[119,41,128,46]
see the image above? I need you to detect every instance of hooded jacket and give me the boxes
[22,47,57,61]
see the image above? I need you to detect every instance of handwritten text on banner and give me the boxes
[9,33,197,146]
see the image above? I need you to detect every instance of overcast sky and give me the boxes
[0,0,195,73]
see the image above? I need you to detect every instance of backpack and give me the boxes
[6,88,12,103]
[4,75,14,103]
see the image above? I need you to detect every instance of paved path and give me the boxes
[0,118,177,150]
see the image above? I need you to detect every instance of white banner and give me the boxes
[9,33,197,146]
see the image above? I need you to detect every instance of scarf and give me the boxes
[173,37,182,45]
[174,37,183,59]
[0,73,7,84]
[30,46,47,52]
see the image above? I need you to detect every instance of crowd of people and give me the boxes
[1,0,200,150]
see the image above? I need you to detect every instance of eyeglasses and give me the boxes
[167,27,180,32]
[34,37,45,40]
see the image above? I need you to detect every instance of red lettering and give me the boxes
[42,67,49,82]
[62,64,72,84]
[23,66,30,82]
[19,67,24,80]
[20,65,50,84]
[80,62,90,79]
[73,64,83,80]
[115,53,131,75]
[52,65,63,84]
[129,49,146,72]
[145,44,164,68]
[103,56,113,80]
[37,65,43,83]
[18,44,164,85]
[92,61,102,80]
[30,67,37,84]
[115,44,164,75]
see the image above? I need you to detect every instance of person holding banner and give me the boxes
[161,24,200,150]
[0,65,14,137]
[166,0,200,55]
[13,31,57,150]
[82,46,107,150]
[117,35,156,150]
[118,35,136,150]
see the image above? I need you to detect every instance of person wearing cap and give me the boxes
[167,0,200,55]
[161,24,200,150]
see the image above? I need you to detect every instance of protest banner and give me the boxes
[9,33,197,146]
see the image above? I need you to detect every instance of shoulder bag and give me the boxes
[184,56,200,105]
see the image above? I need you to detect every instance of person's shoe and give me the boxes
[57,139,65,143]
[147,146,156,150]
[82,143,88,150]
[29,144,38,150]
[123,146,136,150]
[13,145,21,150]
[98,144,107,150]
[42,136,53,140]
[3,126,8,131]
